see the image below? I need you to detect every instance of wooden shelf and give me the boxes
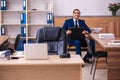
[0,0,53,40]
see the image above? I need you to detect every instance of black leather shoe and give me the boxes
[83,58,93,64]
[82,64,84,67]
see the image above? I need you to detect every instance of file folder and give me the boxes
[20,13,26,24]
[46,12,53,24]
[0,27,1,36]
[1,26,6,35]
[16,40,24,51]
[28,39,33,43]
[23,0,26,10]
[21,26,26,37]
[1,0,6,10]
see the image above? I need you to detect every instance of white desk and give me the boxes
[0,55,84,80]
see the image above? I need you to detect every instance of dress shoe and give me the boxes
[82,64,84,67]
[83,58,93,64]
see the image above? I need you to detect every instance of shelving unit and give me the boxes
[0,0,54,43]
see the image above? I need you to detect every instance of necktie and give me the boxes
[75,20,78,27]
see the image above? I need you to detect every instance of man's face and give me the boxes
[73,10,80,20]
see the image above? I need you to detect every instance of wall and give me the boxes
[54,16,120,38]
[53,0,120,16]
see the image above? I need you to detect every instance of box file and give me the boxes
[0,27,1,36]
[20,13,26,24]
[28,39,33,43]
[21,26,26,37]
[23,0,26,10]
[46,12,53,24]
[16,40,25,51]
[1,0,6,10]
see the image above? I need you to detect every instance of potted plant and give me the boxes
[108,3,120,16]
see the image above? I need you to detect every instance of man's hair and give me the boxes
[73,9,80,13]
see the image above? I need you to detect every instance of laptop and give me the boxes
[68,27,85,40]
[24,43,48,60]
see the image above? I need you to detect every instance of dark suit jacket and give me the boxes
[62,18,91,33]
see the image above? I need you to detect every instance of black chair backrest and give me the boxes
[14,34,21,50]
[36,27,67,55]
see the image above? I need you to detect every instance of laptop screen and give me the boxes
[24,43,48,60]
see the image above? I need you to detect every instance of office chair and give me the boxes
[67,40,88,52]
[8,34,21,54]
[85,38,108,80]
[36,27,67,55]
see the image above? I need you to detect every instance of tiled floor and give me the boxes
[82,63,107,80]
[82,51,107,80]
[70,51,107,80]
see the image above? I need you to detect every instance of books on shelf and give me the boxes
[21,26,26,37]
[98,33,115,39]
[1,0,6,10]
[20,13,26,24]
[46,12,53,24]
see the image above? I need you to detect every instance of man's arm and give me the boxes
[62,20,68,31]
[82,20,91,33]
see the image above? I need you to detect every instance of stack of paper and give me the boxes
[111,40,120,43]
[91,27,102,34]
[98,33,115,39]
[108,40,120,46]
[0,50,11,60]
[0,51,6,57]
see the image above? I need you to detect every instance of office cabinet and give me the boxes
[0,0,53,42]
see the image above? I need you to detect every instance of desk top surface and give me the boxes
[90,34,120,51]
[0,36,9,46]
[0,55,84,65]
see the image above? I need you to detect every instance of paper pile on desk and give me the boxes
[108,40,120,46]
[0,50,11,58]
[98,33,115,39]
[91,27,102,34]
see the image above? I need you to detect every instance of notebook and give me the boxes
[24,43,48,60]
[68,27,85,40]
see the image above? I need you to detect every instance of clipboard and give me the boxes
[68,27,85,40]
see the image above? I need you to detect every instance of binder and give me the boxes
[0,27,1,36]
[1,0,6,10]
[23,0,26,10]
[1,0,3,10]
[46,12,53,24]
[1,26,6,35]
[21,26,26,37]
[20,13,26,24]
[28,39,33,43]
[16,40,24,51]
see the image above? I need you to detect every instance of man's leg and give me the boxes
[83,39,95,63]
[72,40,81,56]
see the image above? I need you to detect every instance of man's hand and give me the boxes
[66,30,72,35]
[82,30,88,34]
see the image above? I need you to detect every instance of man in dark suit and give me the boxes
[62,9,95,63]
